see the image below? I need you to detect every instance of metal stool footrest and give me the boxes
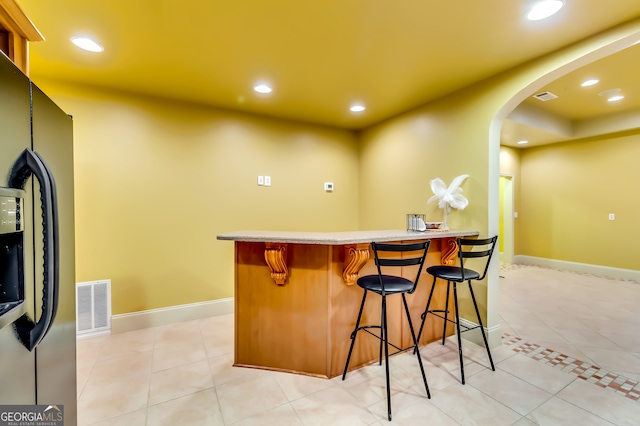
[426,310,484,335]
[358,326,419,357]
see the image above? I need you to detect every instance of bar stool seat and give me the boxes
[425,266,480,281]
[356,275,416,294]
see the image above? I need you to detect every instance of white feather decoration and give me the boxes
[428,174,469,228]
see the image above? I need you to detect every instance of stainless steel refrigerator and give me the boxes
[0,50,77,425]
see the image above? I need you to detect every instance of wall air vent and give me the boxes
[532,91,558,101]
[76,279,111,337]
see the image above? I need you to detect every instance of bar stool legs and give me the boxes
[342,291,367,382]
[343,291,431,421]
[416,277,495,384]
[467,278,495,375]
[382,296,391,421]
[402,294,430,400]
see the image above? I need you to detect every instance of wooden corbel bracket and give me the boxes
[342,243,370,285]
[264,243,288,285]
[441,237,458,265]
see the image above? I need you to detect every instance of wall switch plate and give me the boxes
[264,176,271,186]
[609,213,615,220]
[258,176,264,185]
[324,182,334,192]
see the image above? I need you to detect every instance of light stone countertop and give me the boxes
[216,229,479,245]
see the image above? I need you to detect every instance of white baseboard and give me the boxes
[513,255,640,282]
[458,317,502,348]
[111,298,234,334]
[76,329,111,340]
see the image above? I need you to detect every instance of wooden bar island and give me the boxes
[217,229,479,378]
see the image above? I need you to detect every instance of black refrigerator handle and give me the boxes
[8,148,59,351]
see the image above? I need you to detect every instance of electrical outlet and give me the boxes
[264,176,271,186]
[609,213,615,220]
[258,176,264,185]
[324,182,334,192]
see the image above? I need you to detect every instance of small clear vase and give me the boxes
[442,207,449,229]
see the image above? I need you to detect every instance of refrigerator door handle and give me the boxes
[8,148,59,351]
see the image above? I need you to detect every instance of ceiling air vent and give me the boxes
[532,91,558,101]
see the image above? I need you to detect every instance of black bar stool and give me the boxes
[342,240,431,421]
[415,236,497,384]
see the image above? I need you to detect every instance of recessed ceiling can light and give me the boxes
[253,84,272,94]
[517,140,529,145]
[581,79,599,87]
[608,95,624,102]
[526,0,564,21]
[599,88,621,97]
[350,105,365,112]
[70,36,104,52]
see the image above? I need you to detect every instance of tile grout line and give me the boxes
[501,333,640,402]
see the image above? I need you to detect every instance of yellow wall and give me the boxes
[33,79,360,315]
[519,131,640,269]
[500,136,640,271]
[358,88,498,233]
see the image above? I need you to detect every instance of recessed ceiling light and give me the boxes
[350,105,365,113]
[253,84,272,94]
[581,79,599,87]
[517,140,529,145]
[599,88,621,97]
[608,95,624,102]
[70,36,104,52]
[526,0,564,21]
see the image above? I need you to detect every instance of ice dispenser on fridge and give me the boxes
[0,185,26,330]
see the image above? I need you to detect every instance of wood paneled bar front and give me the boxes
[217,229,479,379]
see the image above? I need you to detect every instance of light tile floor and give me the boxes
[77,265,640,425]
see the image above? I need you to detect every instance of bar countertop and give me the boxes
[216,229,479,245]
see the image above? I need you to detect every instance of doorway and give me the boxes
[499,174,514,264]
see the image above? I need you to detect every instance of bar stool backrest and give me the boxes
[371,240,431,296]
[457,236,498,282]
